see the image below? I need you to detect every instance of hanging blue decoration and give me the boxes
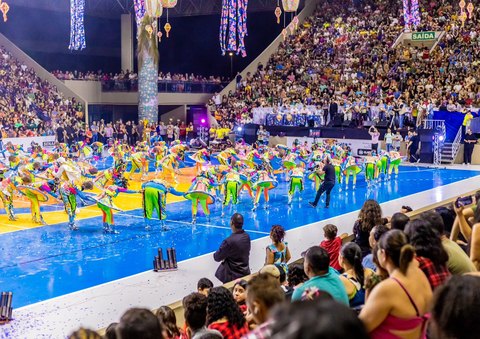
[69,0,86,51]
[219,0,249,57]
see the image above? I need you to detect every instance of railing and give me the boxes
[100,80,228,94]
[423,119,446,135]
[451,126,463,161]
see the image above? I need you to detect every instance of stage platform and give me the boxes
[1,165,480,337]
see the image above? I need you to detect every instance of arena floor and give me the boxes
[1,165,480,337]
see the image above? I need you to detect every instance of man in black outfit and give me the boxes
[464,128,477,165]
[213,213,251,283]
[407,130,420,163]
[309,157,336,208]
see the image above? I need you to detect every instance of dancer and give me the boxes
[363,154,378,185]
[158,153,182,183]
[308,161,324,191]
[189,148,210,175]
[184,170,216,224]
[0,169,17,221]
[17,176,53,225]
[93,184,139,233]
[215,148,239,166]
[288,163,305,204]
[251,162,278,211]
[127,149,149,180]
[141,179,183,230]
[220,169,242,217]
[343,154,362,190]
[388,151,402,178]
[59,180,95,230]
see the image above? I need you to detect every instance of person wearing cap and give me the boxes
[292,246,348,305]
[213,213,251,283]
[309,156,336,208]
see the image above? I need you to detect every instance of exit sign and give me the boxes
[412,31,436,41]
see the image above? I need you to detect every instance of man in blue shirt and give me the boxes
[292,246,349,305]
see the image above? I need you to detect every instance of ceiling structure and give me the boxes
[11,0,300,18]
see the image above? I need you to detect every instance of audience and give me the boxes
[319,223,343,271]
[390,212,410,231]
[197,278,214,296]
[232,279,248,314]
[156,306,184,339]
[243,274,285,339]
[362,225,389,271]
[183,293,222,339]
[359,230,432,339]
[292,246,348,304]
[430,275,480,339]
[405,219,451,290]
[286,263,308,290]
[265,225,291,273]
[207,286,249,338]
[116,308,164,339]
[353,200,386,257]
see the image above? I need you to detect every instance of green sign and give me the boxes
[411,31,436,41]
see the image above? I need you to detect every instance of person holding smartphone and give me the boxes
[369,126,380,153]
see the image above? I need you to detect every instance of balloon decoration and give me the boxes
[220,0,249,57]
[161,0,177,37]
[282,0,300,12]
[0,1,9,22]
[402,0,421,29]
[69,0,86,51]
[275,1,282,24]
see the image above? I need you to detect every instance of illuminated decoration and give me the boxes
[467,2,474,19]
[134,0,146,23]
[282,0,299,12]
[219,0,249,57]
[157,31,163,42]
[275,1,282,24]
[402,0,421,29]
[0,1,9,22]
[68,0,86,51]
[282,28,287,40]
[145,0,163,18]
[161,0,177,36]
[292,15,299,29]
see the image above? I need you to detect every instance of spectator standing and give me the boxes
[463,128,477,165]
[407,130,420,162]
[213,213,251,283]
[368,126,380,153]
[291,246,349,305]
[393,131,403,151]
[319,224,343,271]
[179,122,186,141]
[384,128,394,152]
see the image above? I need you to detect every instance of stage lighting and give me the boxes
[439,135,445,142]
[237,126,242,132]
[201,118,205,124]
[229,52,234,57]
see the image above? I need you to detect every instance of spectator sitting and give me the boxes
[430,275,480,339]
[197,277,214,296]
[182,293,222,339]
[68,328,102,339]
[390,212,410,231]
[242,274,285,339]
[232,279,248,314]
[339,242,373,308]
[353,200,386,257]
[213,213,251,283]
[270,299,369,339]
[362,225,389,271]
[207,286,249,339]
[405,219,451,290]
[359,230,432,339]
[104,323,118,339]
[116,308,164,339]
[155,306,184,339]
[287,263,308,291]
[292,246,348,305]
[421,210,476,275]
[320,224,343,271]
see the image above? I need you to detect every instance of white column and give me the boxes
[121,14,134,72]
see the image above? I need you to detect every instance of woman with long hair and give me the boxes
[207,287,249,339]
[339,242,373,307]
[359,230,432,339]
[353,199,385,257]
[404,219,450,290]
[265,225,291,273]
[155,306,184,339]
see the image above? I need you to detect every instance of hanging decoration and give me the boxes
[161,0,177,37]
[275,1,282,24]
[467,2,474,19]
[146,0,163,18]
[281,0,299,12]
[402,0,421,30]
[0,1,9,22]
[219,0,249,57]
[459,0,467,27]
[134,0,146,24]
[69,0,86,51]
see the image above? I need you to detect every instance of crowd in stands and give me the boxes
[68,193,480,339]
[211,0,480,128]
[0,46,84,138]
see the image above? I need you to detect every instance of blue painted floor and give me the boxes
[1,166,478,308]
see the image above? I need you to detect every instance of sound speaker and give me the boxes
[376,121,389,128]
[332,115,343,127]
[243,125,258,144]
[342,120,352,128]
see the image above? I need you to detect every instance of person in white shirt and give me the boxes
[384,128,394,152]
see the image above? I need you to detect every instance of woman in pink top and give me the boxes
[359,230,432,339]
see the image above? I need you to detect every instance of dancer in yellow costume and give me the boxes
[288,163,305,204]
[184,170,216,224]
[343,154,362,190]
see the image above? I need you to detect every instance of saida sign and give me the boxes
[411,31,436,41]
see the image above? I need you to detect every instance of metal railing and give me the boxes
[423,119,446,134]
[450,126,463,162]
[100,79,228,94]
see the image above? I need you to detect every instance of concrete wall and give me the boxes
[160,105,187,124]
[0,33,86,107]
[63,80,211,105]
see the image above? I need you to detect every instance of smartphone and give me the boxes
[456,195,473,208]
